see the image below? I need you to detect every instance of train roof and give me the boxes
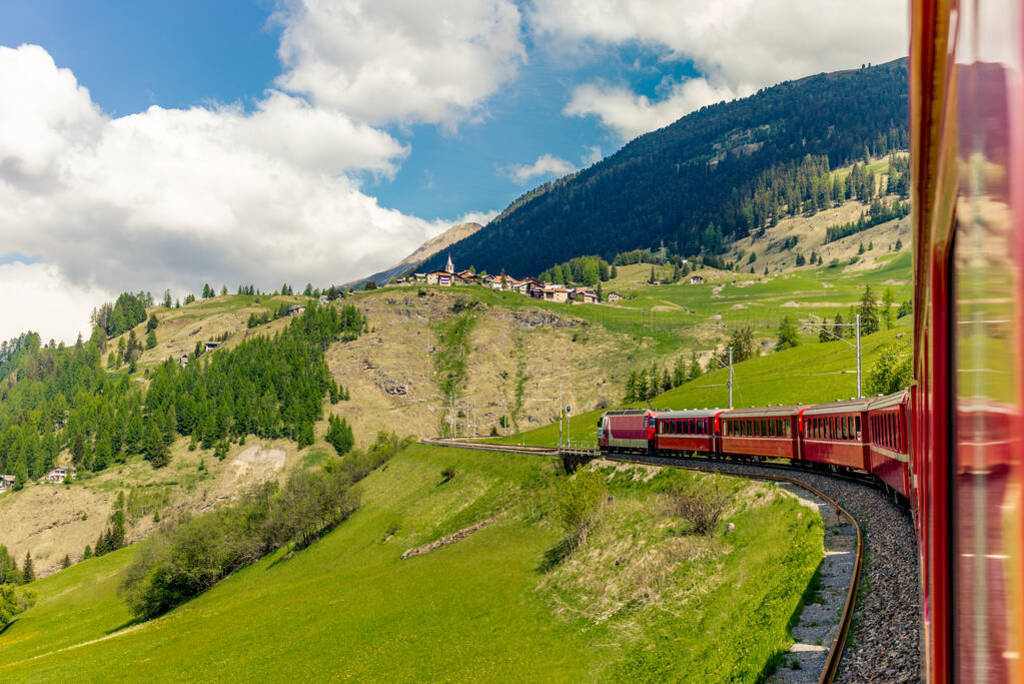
[656,409,721,419]
[866,390,910,411]
[801,397,873,415]
[601,408,653,416]
[721,405,802,418]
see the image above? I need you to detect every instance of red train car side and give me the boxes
[653,410,718,455]
[799,400,870,471]
[718,406,800,460]
[866,391,912,498]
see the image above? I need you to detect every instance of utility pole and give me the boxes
[558,385,563,448]
[728,347,734,409]
[855,313,862,399]
[567,404,572,447]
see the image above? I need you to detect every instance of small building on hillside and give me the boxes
[287,305,306,316]
[571,288,598,304]
[0,474,15,493]
[689,275,705,285]
[318,295,329,306]
[178,353,190,367]
[426,270,466,287]
[542,285,570,303]
[44,466,74,483]
[606,291,624,303]
[204,341,222,352]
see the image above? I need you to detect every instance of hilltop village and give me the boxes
[402,253,668,304]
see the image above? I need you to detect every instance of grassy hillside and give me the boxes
[0,444,821,682]
[496,319,911,448]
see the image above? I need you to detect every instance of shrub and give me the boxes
[867,341,912,395]
[556,470,608,547]
[0,584,34,629]
[665,479,729,535]
[440,467,456,483]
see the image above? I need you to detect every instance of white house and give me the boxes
[0,474,15,492]
[44,466,74,483]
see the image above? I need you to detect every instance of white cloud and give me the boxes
[0,261,112,344]
[274,0,526,127]
[564,78,738,141]
[0,44,473,343]
[530,0,907,93]
[505,153,576,184]
[533,0,906,138]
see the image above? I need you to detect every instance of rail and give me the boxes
[420,437,865,683]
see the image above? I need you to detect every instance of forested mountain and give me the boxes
[422,58,908,277]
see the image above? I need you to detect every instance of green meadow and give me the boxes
[1,444,821,682]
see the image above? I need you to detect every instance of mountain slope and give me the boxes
[347,221,482,288]
[423,59,908,277]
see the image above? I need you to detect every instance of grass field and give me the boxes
[0,444,821,682]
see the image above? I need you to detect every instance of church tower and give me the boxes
[445,253,455,274]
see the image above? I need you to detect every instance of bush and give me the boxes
[665,479,729,535]
[867,341,912,395]
[440,467,456,483]
[0,584,34,629]
[556,470,608,547]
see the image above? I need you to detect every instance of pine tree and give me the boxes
[60,554,71,569]
[624,371,637,402]
[21,552,34,584]
[832,313,846,339]
[83,545,92,560]
[672,357,686,387]
[776,316,799,351]
[882,287,895,329]
[859,285,880,335]
[146,330,157,349]
[687,350,702,380]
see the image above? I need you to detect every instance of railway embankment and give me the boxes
[636,455,920,683]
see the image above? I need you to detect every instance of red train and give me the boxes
[597,391,913,500]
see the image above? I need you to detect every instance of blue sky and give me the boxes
[0,0,702,219]
[0,0,906,342]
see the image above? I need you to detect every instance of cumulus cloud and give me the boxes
[0,44,473,342]
[0,261,112,344]
[564,78,738,141]
[274,0,526,127]
[505,153,576,184]
[533,0,906,138]
[530,0,906,92]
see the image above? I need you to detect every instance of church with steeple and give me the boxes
[445,253,454,274]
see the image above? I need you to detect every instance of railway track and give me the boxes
[422,438,920,683]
